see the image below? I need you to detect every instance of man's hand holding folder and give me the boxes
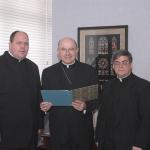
[40,101,53,113]
[72,100,86,112]
[40,90,87,112]
[40,84,98,112]
[40,99,86,113]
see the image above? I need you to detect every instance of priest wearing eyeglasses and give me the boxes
[95,50,150,150]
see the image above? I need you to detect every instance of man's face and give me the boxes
[57,38,78,64]
[9,32,29,60]
[113,56,132,78]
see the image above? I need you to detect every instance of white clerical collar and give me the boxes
[8,50,23,62]
[62,61,75,68]
[117,72,131,82]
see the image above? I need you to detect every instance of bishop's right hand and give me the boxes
[40,101,53,112]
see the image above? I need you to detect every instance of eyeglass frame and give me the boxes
[113,60,131,66]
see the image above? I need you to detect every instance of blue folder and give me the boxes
[41,90,73,106]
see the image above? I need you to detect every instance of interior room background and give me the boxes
[0,0,150,81]
[0,0,52,75]
[53,0,150,81]
[0,0,150,147]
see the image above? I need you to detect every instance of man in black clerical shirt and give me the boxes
[95,50,150,150]
[40,37,98,150]
[0,31,43,150]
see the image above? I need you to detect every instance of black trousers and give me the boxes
[0,141,37,150]
[50,142,91,150]
[98,140,116,150]
[0,131,38,150]
[0,148,36,150]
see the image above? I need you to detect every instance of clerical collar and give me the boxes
[117,72,131,82]
[61,60,76,68]
[8,50,23,62]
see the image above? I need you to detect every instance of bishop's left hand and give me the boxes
[72,100,86,111]
[132,146,143,150]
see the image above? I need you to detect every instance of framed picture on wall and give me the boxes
[78,25,128,86]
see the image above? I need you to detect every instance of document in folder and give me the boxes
[72,84,98,101]
[41,84,98,105]
[41,90,72,106]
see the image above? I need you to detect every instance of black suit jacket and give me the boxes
[0,51,43,148]
[42,61,98,144]
[96,73,150,150]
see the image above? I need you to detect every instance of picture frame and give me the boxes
[78,25,128,84]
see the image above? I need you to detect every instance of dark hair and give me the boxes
[9,30,28,42]
[111,50,133,64]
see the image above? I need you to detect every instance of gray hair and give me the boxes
[111,50,133,64]
[57,37,78,49]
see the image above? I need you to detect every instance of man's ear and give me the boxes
[76,48,79,55]
[130,63,133,70]
[57,49,60,60]
[112,64,115,70]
